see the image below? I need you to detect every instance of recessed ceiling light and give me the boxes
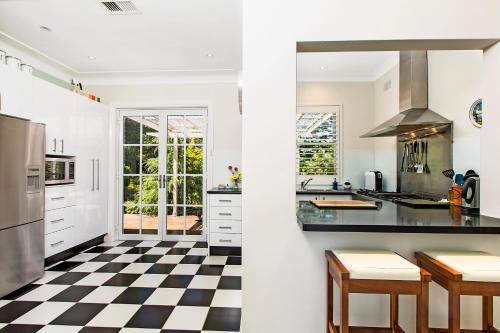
[39,26,52,32]
[320,66,326,70]
[88,56,96,60]
[206,53,214,58]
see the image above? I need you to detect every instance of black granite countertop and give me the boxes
[297,194,500,234]
[207,187,242,194]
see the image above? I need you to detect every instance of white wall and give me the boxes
[242,1,500,332]
[297,82,375,189]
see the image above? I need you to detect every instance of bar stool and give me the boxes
[415,251,500,333]
[325,249,431,333]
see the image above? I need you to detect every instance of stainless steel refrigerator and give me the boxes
[0,114,45,298]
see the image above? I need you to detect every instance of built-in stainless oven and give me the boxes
[45,156,75,185]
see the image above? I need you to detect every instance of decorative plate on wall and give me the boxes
[469,99,482,128]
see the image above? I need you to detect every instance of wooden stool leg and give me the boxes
[327,262,334,333]
[448,283,460,333]
[483,296,493,331]
[340,281,349,333]
[416,281,429,333]
[390,294,399,329]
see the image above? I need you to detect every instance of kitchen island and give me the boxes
[297,193,500,234]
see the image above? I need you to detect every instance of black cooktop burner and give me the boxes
[357,190,449,209]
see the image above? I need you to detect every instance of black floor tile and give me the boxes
[178,289,215,306]
[1,284,40,300]
[217,276,242,290]
[0,301,41,322]
[50,303,107,326]
[159,275,194,288]
[202,307,241,331]
[125,305,174,329]
[167,248,190,255]
[0,324,43,333]
[134,255,162,263]
[118,240,142,247]
[161,331,200,333]
[103,273,141,287]
[90,254,121,262]
[180,255,206,265]
[84,246,113,253]
[96,262,130,273]
[126,247,151,254]
[47,261,83,272]
[112,287,155,304]
[78,327,121,333]
[226,256,242,265]
[47,272,89,285]
[145,263,176,274]
[49,285,97,302]
[196,265,224,276]
[193,241,208,248]
[156,241,177,248]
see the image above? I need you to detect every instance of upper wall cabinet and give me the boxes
[0,65,34,119]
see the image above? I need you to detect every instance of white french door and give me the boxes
[118,108,207,241]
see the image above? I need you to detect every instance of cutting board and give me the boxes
[311,200,378,209]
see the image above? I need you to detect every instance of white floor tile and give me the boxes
[0,324,5,329]
[119,263,154,274]
[211,290,242,307]
[144,288,185,306]
[13,302,74,325]
[137,241,160,247]
[157,255,184,264]
[17,284,69,301]
[32,271,66,284]
[130,274,167,288]
[222,265,242,276]
[119,329,161,333]
[174,241,196,248]
[170,264,200,275]
[105,246,133,254]
[80,286,127,303]
[146,247,170,255]
[188,248,209,256]
[202,256,227,265]
[74,273,115,286]
[163,306,209,330]
[38,325,82,333]
[188,275,220,289]
[70,261,107,273]
[87,304,140,327]
[66,253,100,262]
[112,254,143,263]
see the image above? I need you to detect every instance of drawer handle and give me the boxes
[219,199,232,203]
[50,218,65,224]
[219,226,232,230]
[218,213,232,216]
[50,240,64,247]
[219,239,232,243]
[51,196,65,201]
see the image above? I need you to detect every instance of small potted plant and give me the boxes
[228,165,241,189]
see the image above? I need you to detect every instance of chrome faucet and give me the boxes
[300,178,314,190]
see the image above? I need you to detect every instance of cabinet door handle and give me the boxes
[91,159,95,191]
[96,159,100,191]
[50,240,64,247]
[52,138,57,153]
[162,175,166,188]
[50,218,65,224]
[219,199,232,203]
[219,226,232,230]
[218,212,232,216]
[50,196,65,200]
[219,239,232,243]
[158,175,162,188]
[60,139,64,153]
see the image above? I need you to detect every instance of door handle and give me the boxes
[50,196,65,200]
[219,226,232,230]
[158,175,162,188]
[162,175,166,188]
[50,218,65,224]
[50,240,64,247]
[219,239,232,243]
[52,138,57,153]
[60,139,64,153]
[218,212,232,216]
[96,159,100,191]
[219,199,232,203]
[91,158,95,191]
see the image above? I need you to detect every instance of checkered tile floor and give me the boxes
[0,240,242,333]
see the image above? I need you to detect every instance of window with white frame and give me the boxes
[296,106,341,177]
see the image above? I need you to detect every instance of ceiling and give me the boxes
[0,0,242,74]
[297,51,399,82]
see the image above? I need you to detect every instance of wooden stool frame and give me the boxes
[326,250,431,333]
[415,251,500,333]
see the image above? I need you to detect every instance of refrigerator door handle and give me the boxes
[92,159,95,191]
[60,139,64,154]
[52,138,57,153]
[96,159,100,191]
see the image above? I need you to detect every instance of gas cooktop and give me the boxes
[357,190,449,209]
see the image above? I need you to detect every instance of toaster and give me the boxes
[364,171,383,192]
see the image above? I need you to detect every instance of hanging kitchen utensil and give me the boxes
[400,143,407,172]
[442,169,455,180]
[417,140,424,173]
[413,141,419,172]
[423,140,430,174]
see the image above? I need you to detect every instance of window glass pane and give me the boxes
[141,206,158,235]
[124,116,141,144]
[167,176,184,205]
[142,116,159,144]
[123,146,140,174]
[297,144,336,175]
[123,205,140,234]
[167,145,184,174]
[141,176,158,205]
[123,176,140,204]
[296,113,334,143]
[186,206,203,235]
[185,115,203,144]
[167,116,185,144]
[167,206,185,235]
[186,176,203,205]
[142,146,159,174]
[186,145,203,174]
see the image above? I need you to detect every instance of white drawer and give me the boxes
[210,220,242,234]
[45,186,76,211]
[210,232,241,247]
[45,206,76,235]
[210,206,241,220]
[45,226,75,258]
[210,194,241,207]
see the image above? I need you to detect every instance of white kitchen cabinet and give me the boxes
[0,64,34,119]
[208,193,242,255]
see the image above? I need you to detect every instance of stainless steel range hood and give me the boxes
[361,51,451,138]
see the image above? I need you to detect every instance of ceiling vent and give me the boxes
[100,1,140,15]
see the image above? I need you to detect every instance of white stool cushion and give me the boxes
[424,251,500,282]
[333,249,421,281]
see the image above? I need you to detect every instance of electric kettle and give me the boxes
[461,174,480,210]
